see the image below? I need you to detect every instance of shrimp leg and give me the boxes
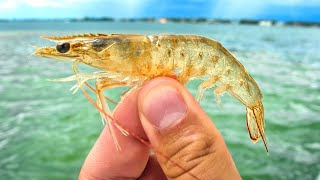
[214,85,229,109]
[196,77,219,101]
[95,76,146,150]
[177,63,195,85]
[96,77,127,150]
[84,82,117,105]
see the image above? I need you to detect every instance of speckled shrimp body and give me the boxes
[35,34,267,152]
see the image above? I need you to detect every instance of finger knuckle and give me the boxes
[160,125,217,179]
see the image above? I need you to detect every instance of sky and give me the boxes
[0,0,319,22]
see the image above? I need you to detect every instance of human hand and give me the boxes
[79,77,241,180]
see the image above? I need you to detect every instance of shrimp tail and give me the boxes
[246,101,269,153]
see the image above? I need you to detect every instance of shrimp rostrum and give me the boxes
[35,33,268,152]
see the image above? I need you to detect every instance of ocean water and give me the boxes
[0,22,319,180]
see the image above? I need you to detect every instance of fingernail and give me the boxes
[142,86,187,129]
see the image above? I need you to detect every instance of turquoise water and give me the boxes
[0,22,319,179]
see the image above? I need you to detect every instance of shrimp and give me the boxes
[34,33,267,154]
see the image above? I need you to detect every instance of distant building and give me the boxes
[259,20,272,27]
[159,18,167,24]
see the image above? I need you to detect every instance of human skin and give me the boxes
[79,77,241,180]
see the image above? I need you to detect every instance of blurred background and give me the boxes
[0,0,319,179]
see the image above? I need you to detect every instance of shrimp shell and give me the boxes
[35,33,268,152]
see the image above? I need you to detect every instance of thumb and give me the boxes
[138,77,240,180]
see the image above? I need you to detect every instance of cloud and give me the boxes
[0,0,319,21]
[0,0,95,9]
[24,0,64,7]
[0,0,17,9]
[0,0,150,19]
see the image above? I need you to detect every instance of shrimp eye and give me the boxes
[56,42,70,53]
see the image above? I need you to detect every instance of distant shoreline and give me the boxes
[1,17,319,28]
